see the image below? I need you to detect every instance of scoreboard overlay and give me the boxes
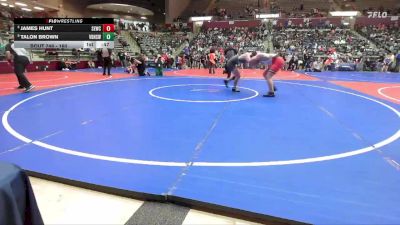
[14,18,115,49]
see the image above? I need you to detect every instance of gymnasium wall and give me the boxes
[355,16,399,26]
[165,0,191,23]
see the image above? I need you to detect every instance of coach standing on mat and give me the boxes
[101,47,112,77]
[5,38,35,93]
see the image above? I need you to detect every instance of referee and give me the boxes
[101,47,112,77]
[5,38,35,92]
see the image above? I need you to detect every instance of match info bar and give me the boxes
[14,18,115,49]
[14,41,114,49]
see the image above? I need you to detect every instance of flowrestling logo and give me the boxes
[367,12,388,18]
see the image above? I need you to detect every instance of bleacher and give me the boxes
[214,0,261,17]
[132,31,187,58]
[0,17,11,61]
[358,26,400,54]
[270,0,331,17]
[272,28,380,58]
[190,26,267,56]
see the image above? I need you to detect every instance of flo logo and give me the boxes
[367,12,388,18]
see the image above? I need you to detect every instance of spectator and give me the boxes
[88,59,95,69]
[118,51,127,69]
[396,51,400,72]
[312,58,323,72]
[208,49,217,74]
[137,54,147,76]
[60,58,68,70]
[155,54,164,76]
[382,53,394,72]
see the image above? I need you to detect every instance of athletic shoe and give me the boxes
[16,86,24,89]
[232,87,240,92]
[24,85,35,93]
[223,79,229,88]
[263,92,275,97]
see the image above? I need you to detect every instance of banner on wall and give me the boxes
[165,22,193,30]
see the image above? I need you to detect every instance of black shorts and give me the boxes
[225,63,236,74]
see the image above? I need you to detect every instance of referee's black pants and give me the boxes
[103,57,112,75]
[14,55,31,88]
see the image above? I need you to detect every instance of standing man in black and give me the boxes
[101,47,112,77]
[223,44,238,79]
[304,52,312,72]
[5,38,35,92]
[137,54,146,76]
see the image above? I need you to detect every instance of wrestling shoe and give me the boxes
[223,79,229,88]
[263,92,275,97]
[232,87,240,92]
[24,85,35,93]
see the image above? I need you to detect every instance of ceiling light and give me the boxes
[1,3,7,6]
[329,11,359,17]
[15,2,27,6]
[34,6,44,10]
[140,16,146,19]
[9,4,13,7]
[0,0,7,2]
[256,13,280,18]
[190,16,213,21]
[21,7,31,11]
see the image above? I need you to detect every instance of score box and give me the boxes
[102,32,115,41]
[102,24,115,32]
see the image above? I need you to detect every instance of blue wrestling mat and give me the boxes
[1,75,400,224]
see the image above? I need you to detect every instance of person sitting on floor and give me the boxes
[127,57,141,74]
[312,58,323,72]
[60,58,68,70]
[88,59,95,69]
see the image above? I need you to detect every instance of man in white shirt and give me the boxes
[101,47,112,77]
[5,38,35,92]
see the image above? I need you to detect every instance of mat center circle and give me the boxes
[148,84,259,103]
